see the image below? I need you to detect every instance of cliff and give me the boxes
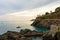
[43,32,60,40]
[31,7,60,28]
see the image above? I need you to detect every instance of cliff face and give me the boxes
[54,32,60,40]
[31,19,60,28]
[43,32,60,40]
[31,7,60,28]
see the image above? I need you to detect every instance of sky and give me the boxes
[0,0,60,35]
[0,0,60,15]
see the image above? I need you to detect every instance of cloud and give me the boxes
[0,0,60,21]
[0,0,59,15]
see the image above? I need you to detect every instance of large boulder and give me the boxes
[54,32,60,40]
[43,34,53,40]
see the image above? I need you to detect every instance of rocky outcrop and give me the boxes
[31,7,60,29]
[43,32,60,40]
[43,34,53,40]
[54,32,60,40]
[31,19,60,29]
[0,29,60,40]
[0,29,43,40]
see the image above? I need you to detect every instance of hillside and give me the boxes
[31,7,60,29]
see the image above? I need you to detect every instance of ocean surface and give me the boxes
[0,14,47,40]
[0,15,35,35]
[0,15,48,34]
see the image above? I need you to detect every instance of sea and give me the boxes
[0,14,48,40]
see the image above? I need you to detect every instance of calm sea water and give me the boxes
[0,15,36,34]
[0,20,34,35]
[0,15,48,33]
[0,15,48,40]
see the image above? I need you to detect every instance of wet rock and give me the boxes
[43,34,53,40]
[31,18,60,29]
[20,29,31,35]
[54,32,60,40]
[0,29,43,40]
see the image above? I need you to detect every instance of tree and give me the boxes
[55,7,60,12]
[45,12,49,15]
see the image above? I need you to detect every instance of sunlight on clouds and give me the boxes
[0,0,60,22]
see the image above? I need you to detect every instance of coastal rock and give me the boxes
[20,29,31,35]
[43,34,53,40]
[31,7,60,29]
[43,32,60,40]
[31,18,60,29]
[31,19,51,29]
[0,29,43,40]
[54,32,60,40]
[0,31,22,40]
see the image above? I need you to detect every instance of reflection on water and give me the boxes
[0,15,48,36]
[0,15,36,35]
[0,12,43,40]
[0,20,35,35]
[0,16,44,40]
[33,26,49,32]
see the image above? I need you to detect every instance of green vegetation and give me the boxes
[58,26,60,31]
[36,7,60,19]
[31,7,60,29]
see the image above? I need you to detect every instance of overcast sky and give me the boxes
[0,0,59,15]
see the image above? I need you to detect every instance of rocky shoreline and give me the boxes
[1,7,60,40]
[0,29,60,40]
[31,19,60,29]
[31,7,60,29]
[43,32,60,40]
[0,29,43,40]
